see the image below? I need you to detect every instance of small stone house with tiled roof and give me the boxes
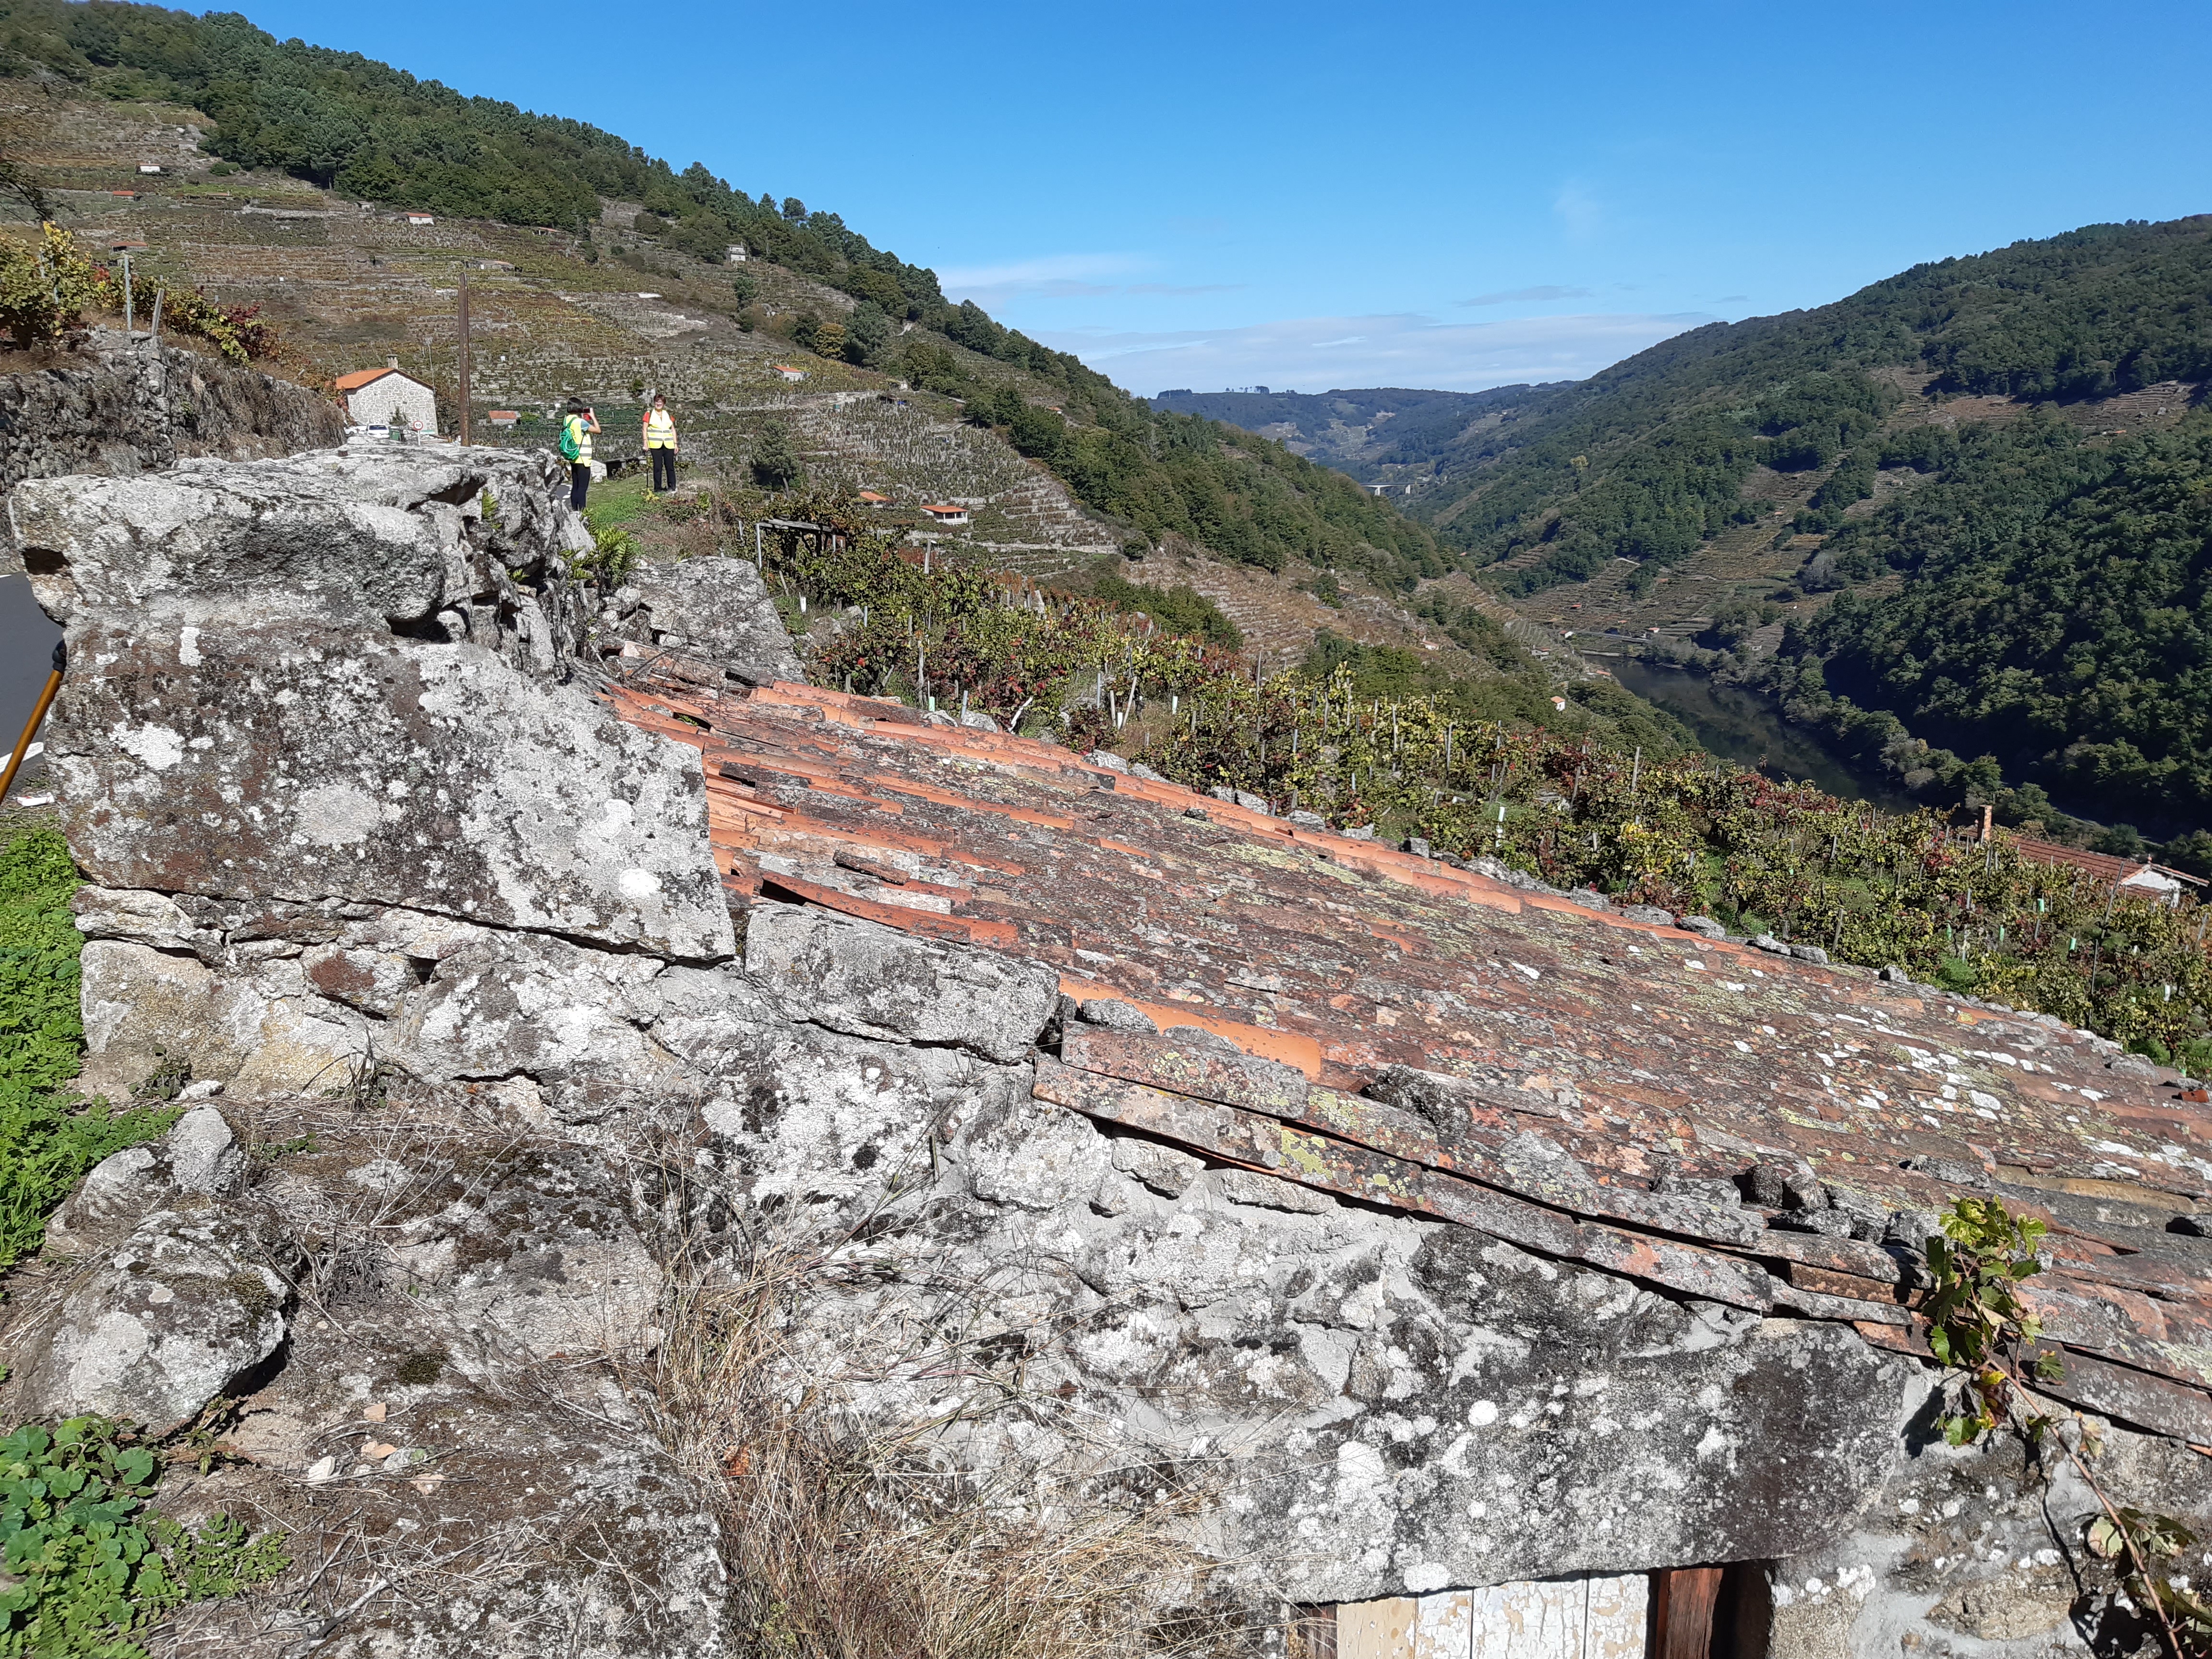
[333,361,435,433]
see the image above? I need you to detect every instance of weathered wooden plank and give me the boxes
[1585,1573,1650,1659]
[1338,1597,1418,1659]
[1412,1592,1472,1659]
[1289,1605,1339,1659]
[1466,1578,1584,1658]
[1652,1566,1721,1659]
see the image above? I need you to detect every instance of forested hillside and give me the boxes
[0,0,1438,586]
[1399,218,2212,592]
[1161,220,2212,840]
[1760,410,2212,831]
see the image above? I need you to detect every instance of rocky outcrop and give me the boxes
[613,553,802,686]
[7,444,2206,1657]
[10,448,730,965]
[20,1202,294,1434]
[0,330,344,500]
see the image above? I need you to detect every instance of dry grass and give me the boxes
[633,1208,1226,1659]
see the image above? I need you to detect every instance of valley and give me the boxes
[1169,224,2212,846]
[2,8,2212,1659]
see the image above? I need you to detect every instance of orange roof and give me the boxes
[920,503,965,514]
[332,367,420,393]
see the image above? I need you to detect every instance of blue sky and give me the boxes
[251,1,2210,395]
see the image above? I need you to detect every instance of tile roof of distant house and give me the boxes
[600,671,2212,1447]
[2013,836,2208,888]
[332,366,423,393]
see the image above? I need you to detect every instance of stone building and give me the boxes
[0,442,2206,1658]
[333,359,437,432]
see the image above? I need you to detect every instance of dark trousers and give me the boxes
[569,462,591,510]
[650,446,676,491]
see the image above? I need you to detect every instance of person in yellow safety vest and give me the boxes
[559,398,599,510]
[643,394,678,495]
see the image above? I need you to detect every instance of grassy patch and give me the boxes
[582,471,654,531]
[0,825,175,1272]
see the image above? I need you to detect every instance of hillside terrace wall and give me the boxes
[0,330,344,500]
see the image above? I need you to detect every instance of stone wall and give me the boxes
[0,329,345,501]
[1,446,2204,1657]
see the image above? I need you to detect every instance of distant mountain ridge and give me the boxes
[1148,385,1556,489]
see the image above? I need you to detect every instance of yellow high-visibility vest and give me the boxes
[644,409,676,448]
[564,413,594,463]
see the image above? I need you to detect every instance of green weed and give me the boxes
[0,1416,288,1657]
[0,826,175,1273]
[576,523,642,591]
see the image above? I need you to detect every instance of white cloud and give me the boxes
[1033,310,1714,397]
[1458,284,1595,307]
[938,253,1246,307]
[937,253,1144,306]
[1553,182,1603,241]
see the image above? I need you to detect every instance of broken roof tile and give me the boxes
[613,674,2212,1435]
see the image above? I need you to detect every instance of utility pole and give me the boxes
[456,270,471,446]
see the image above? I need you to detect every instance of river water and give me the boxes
[1612,656,1917,810]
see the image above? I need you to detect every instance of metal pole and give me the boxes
[457,271,471,446]
[0,647,64,809]
[120,251,132,337]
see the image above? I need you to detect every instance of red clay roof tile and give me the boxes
[609,669,2212,1439]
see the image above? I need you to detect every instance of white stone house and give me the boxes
[334,361,437,432]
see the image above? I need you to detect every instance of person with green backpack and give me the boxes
[558,398,600,510]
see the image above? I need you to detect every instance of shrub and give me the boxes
[0,224,281,361]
